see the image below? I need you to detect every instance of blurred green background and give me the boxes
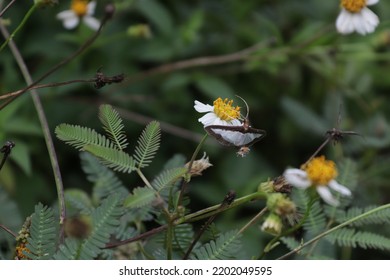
[0,0,390,259]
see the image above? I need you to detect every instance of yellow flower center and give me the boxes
[302,156,338,186]
[213,98,241,121]
[341,0,367,13]
[71,0,89,17]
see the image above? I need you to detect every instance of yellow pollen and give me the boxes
[302,156,338,186]
[213,98,241,121]
[341,0,367,13]
[71,0,89,17]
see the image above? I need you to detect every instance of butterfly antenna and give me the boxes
[235,95,249,120]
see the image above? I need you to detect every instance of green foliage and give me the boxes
[133,121,161,169]
[84,145,136,173]
[124,187,156,208]
[24,203,56,260]
[80,152,129,202]
[55,124,114,151]
[191,230,242,260]
[98,105,129,151]
[152,167,187,191]
[54,194,123,260]
[326,228,390,251]
[325,205,390,227]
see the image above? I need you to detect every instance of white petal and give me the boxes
[194,101,213,113]
[316,186,339,207]
[283,168,311,189]
[336,10,355,34]
[198,112,218,126]
[83,16,100,31]
[328,180,352,196]
[359,8,379,34]
[56,10,75,20]
[87,1,97,16]
[63,16,80,30]
[367,0,379,6]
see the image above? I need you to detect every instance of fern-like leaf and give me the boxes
[124,187,156,208]
[55,124,113,150]
[134,121,161,168]
[84,145,136,173]
[99,105,129,150]
[326,228,390,250]
[325,205,390,227]
[80,152,128,201]
[191,230,241,260]
[64,189,93,215]
[152,167,187,191]
[292,189,326,235]
[24,203,57,260]
[54,194,122,260]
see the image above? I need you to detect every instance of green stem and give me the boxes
[136,169,156,191]
[277,203,390,260]
[177,133,208,206]
[176,191,267,224]
[0,20,66,242]
[0,3,37,53]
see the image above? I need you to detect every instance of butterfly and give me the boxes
[205,96,266,157]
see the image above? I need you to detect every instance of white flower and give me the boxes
[283,156,352,207]
[57,0,100,31]
[336,0,379,35]
[194,98,242,127]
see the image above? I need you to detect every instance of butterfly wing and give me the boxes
[205,125,266,147]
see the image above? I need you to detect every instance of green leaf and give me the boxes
[25,203,57,260]
[191,230,241,260]
[135,0,173,35]
[98,104,128,150]
[124,187,156,208]
[80,152,128,202]
[55,124,114,150]
[84,145,136,174]
[152,167,187,191]
[281,97,328,135]
[64,189,93,215]
[134,121,161,169]
[54,194,123,260]
[326,228,390,251]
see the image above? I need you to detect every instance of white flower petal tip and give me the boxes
[283,168,311,189]
[328,180,352,197]
[316,186,340,207]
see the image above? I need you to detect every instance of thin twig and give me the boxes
[0,223,17,238]
[277,203,390,260]
[183,190,236,259]
[120,39,275,85]
[0,21,67,243]
[0,0,17,17]
[0,5,113,110]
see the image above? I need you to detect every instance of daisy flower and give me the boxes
[283,156,352,207]
[194,97,242,127]
[336,0,379,35]
[57,0,100,31]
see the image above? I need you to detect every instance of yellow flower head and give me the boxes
[341,0,367,13]
[213,98,241,121]
[71,0,89,17]
[302,156,338,186]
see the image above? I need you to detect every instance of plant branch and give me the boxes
[0,223,17,238]
[0,20,67,243]
[0,4,113,110]
[0,0,17,17]
[277,203,390,260]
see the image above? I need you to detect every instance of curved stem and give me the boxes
[0,21,66,242]
[277,203,390,260]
